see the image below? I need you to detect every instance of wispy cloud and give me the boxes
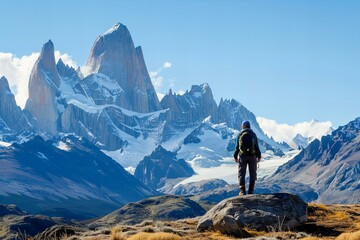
[163,61,172,68]
[150,61,172,100]
[0,51,77,108]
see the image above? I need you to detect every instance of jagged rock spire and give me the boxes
[25,40,60,134]
[0,76,32,132]
[86,23,161,113]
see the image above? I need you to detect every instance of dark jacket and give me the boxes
[233,128,261,159]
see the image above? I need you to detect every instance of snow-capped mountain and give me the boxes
[270,118,360,204]
[0,135,156,219]
[25,40,60,135]
[17,23,286,170]
[257,117,333,149]
[134,145,195,190]
[86,23,161,113]
[0,21,356,211]
[292,133,311,149]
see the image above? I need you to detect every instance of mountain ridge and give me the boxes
[270,117,360,203]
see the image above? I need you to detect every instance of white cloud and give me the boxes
[150,71,164,92]
[156,93,165,101]
[257,117,333,147]
[150,61,173,98]
[177,90,186,95]
[0,51,78,108]
[163,61,172,68]
[54,51,78,69]
[80,65,93,78]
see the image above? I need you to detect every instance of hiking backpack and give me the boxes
[239,131,255,156]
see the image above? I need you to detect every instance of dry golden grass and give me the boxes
[335,230,360,240]
[127,232,182,240]
[309,202,331,211]
[356,222,360,229]
[182,231,237,240]
[300,237,326,240]
[329,211,348,220]
[82,236,109,240]
[243,227,267,237]
[111,226,126,240]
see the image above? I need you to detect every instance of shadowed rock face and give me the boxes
[0,77,32,133]
[0,135,157,219]
[25,40,60,134]
[161,84,218,131]
[86,23,161,113]
[134,145,195,190]
[197,193,307,236]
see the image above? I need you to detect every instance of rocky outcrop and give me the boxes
[86,23,161,113]
[197,193,307,236]
[218,98,260,130]
[0,76,32,133]
[25,40,60,134]
[134,145,195,190]
[271,118,360,204]
[161,84,218,133]
[90,195,206,227]
[56,59,81,83]
[169,179,229,195]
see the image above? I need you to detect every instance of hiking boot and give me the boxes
[239,185,246,195]
[248,183,255,194]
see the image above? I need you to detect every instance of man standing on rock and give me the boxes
[234,120,261,195]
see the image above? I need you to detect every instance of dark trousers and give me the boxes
[238,155,257,186]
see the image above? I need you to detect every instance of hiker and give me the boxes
[233,120,261,195]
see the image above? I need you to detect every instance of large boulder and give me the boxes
[197,193,307,236]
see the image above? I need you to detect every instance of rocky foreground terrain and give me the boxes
[1,194,359,240]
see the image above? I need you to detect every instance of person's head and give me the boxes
[242,120,251,129]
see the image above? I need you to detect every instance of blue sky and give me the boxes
[0,0,359,127]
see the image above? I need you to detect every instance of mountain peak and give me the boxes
[36,40,59,87]
[86,23,161,113]
[102,22,127,36]
[57,58,64,67]
[0,76,10,92]
[40,40,55,61]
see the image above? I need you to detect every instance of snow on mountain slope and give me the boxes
[175,150,300,188]
[257,117,333,148]
[0,140,11,147]
[175,119,235,168]
[0,135,156,219]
